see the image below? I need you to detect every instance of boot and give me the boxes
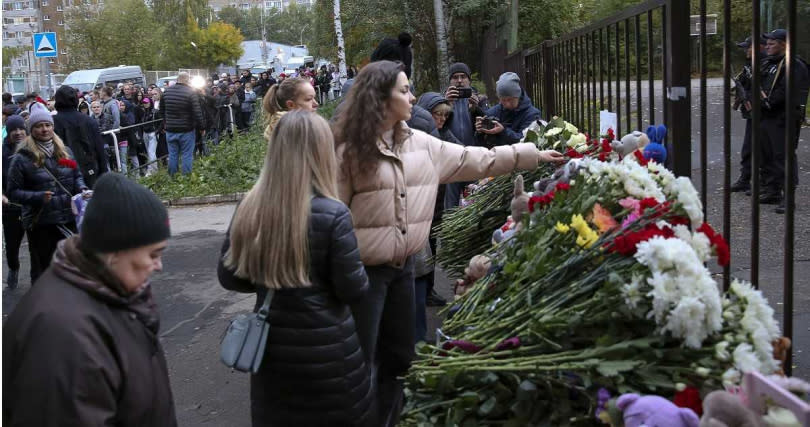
[758,189,782,205]
[730,177,751,193]
[775,201,786,214]
[7,269,18,290]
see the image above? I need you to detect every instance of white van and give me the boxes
[62,66,145,92]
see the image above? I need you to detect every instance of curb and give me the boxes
[163,192,246,207]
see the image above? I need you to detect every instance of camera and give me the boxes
[456,87,473,98]
[480,116,498,130]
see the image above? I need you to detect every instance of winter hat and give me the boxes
[54,85,79,111]
[496,72,522,98]
[27,107,53,133]
[5,115,25,134]
[448,62,471,80]
[80,173,170,253]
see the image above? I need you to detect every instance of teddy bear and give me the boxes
[454,255,492,298]
[699,390,764,427]
[643,124,668,164]
[772,337,792,376]
[611,130,650,158]
[492,175,531,244]
[616,393,700,427]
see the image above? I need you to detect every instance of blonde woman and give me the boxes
[262,77,319,138]
[218,111,373,427]
[6,109,87,283]
[331,61,564,426]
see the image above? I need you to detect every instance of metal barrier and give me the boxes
[507,0,803,376]
[100,118,164,172]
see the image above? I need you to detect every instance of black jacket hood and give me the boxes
[55,85,79,111]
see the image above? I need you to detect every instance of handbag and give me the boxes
[220,288,274,373]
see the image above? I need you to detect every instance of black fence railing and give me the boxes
[502,0,803,376]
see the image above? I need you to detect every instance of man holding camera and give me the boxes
[443,63,486,209]
[476,72,541,148]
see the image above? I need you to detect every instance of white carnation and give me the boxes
[722,368,741,386]
[665,177,704,227]
[733,343,763,373]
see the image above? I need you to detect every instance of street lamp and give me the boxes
[299,24,310,47]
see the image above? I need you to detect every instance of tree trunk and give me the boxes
[433,0,449,89]
[333,0,348,86]
[444,0,455,64]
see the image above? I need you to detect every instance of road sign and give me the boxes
[32,32,57,58]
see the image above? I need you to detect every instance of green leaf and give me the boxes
[596,360,643,377]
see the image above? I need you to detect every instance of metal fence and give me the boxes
[503,0,802,375]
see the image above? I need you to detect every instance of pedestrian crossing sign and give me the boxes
[33,32,57,58]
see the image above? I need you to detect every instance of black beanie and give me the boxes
[80,173,170,253]
[371,33,413,78]
[448,62,471,81]
[54,85,79,111]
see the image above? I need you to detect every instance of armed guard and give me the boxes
[731,35,768,194]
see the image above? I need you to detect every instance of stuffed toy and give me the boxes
[611,131,650,158]
[534,159,583,195]
[700,390,764,427]
[617,393,700,427]
[772,337,792,376]
[643,124,668,164]
[454,255,491,297]
[493,175,530,244]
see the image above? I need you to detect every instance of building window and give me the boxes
[41,0,48,5]
[56,4,62,10]
[240,3,249,9]
[58,19,64,25]
[13,2,23,10]
[43,14,50,20]
[60,48,66,54]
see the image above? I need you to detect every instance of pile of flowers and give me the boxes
[402,155,782,426]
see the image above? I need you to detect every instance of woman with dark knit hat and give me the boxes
[3,173,177,426]
[6,108,88,283]
[2,115,37,289]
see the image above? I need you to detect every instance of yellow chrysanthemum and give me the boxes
[570,214,598,248]
[555,222,570,233]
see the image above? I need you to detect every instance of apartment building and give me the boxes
[2,0,40,80]
[209,0,313,14]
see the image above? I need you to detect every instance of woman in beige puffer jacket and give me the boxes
[331,60,563,427]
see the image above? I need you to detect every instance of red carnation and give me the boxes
[58,158,78,169]
[555,182,571,192]
[565,148,584,159]
[633,150,649,166]
[607,128,615,140]
[673,386,703,416]
[607,224,675,256]
[528,191,556,212]
[698,223,730,266]
[640,197,659,210]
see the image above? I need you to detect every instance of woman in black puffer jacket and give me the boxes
[218,111,373,427]
[6,109,87,283]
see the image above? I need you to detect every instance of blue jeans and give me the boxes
[167,131,195,175]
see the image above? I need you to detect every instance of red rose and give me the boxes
[673,386,703,416]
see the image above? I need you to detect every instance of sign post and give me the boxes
[32,32,56,97]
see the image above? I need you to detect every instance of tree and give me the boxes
[190,22,245,70]
[64,0,164,70]
[433,0,449,86]
[334,0,347,81]
[2,46,25,71]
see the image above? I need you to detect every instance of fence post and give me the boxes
[665,0,692,177]
[542,41,556,120]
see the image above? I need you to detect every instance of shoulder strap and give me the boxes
[255,289,274,321]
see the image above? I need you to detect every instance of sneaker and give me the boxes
[426,289,447,307]
[730,178,751,193]
[775,202,786,214]
[6,269,18,290]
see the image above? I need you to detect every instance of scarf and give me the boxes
[35,139,54,158]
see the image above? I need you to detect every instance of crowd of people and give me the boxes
[5,27,806,427]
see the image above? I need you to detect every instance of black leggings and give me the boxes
[27,222,75,284]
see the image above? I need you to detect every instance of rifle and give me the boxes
[732,72,750,113]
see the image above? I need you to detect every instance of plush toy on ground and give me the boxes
[643,124,668,164]
[772,337,792,376]
[616,393,700,427]
[611,130,650,158]
[454,255,491,298]
[699,390,764,427]
[492,175,530,244]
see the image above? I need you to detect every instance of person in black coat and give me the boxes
[217,111,373,427]
[52,85,107,188]
[3,173,177,426]
[6,110,88,283]
[2,115,37,289]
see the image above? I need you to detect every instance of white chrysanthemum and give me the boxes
[665,177,704,227]
[715,341,731,361]
[722,368,741,386]
[664,297,709,349]
[673,225,712,263]
[621,274,645,310]
[647,161,676,188]
[544,127,563,137]
[733,343,762,373]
